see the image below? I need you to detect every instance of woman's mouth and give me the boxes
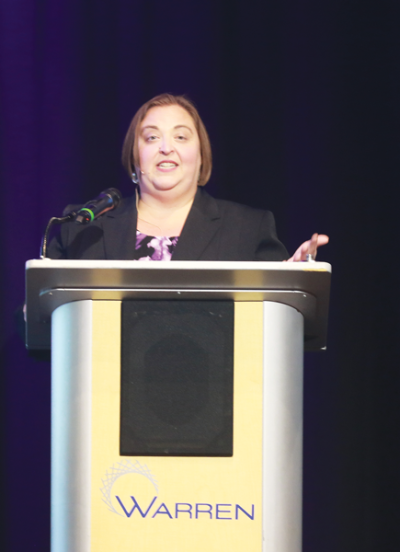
[157,161,178,171]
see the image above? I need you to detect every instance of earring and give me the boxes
[131,172,139,184]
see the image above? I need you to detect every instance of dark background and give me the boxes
[1,0,400,550]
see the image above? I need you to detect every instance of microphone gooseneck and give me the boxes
[40,212,77,258]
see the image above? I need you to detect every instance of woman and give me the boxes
[49,94,328,261]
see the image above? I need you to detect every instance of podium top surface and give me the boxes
[25,259,331,351]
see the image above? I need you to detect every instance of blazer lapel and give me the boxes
[102,196,138,260]
[101,188,221,261]
[172,188,221,260]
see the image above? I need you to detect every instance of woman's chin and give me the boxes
[146,178,197,196]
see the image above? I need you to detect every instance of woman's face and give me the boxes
[136,105,202,201]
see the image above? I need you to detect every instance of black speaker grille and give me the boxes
[120,300,234,456]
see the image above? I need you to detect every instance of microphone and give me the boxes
[74,188,122,224]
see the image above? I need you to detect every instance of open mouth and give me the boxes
[157,162,178,169]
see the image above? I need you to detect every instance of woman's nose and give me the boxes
[159,136,174,154]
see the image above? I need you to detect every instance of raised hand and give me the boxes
[286,233,329,262]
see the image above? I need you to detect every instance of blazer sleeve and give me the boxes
[254,210,288,261]
[46,204,77,259]
[46,222,69,259]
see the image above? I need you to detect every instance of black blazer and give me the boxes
[48,187,288,261]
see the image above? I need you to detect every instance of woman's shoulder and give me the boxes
[48,195,137,259]
[195,187,274,220]
[192,188,287,261]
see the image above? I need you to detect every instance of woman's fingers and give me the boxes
[286,233,329,262]
[308,233,319,258]
[316,234,329,246]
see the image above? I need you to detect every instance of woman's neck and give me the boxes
[136,190,196,237]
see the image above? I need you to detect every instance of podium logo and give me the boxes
[100,460,255,521]
[101,459,159,516]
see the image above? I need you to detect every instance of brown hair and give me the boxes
[121,94,212,186]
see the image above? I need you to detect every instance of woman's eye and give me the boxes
[176,135,187,141]
[146,135,158,142]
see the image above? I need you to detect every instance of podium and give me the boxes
[26,259,331,552]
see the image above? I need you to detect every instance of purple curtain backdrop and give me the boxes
[1,0,400,550]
